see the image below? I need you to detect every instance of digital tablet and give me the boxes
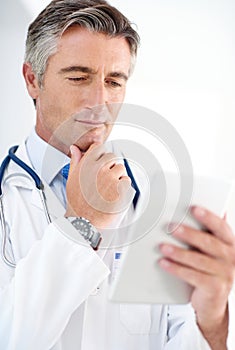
[109,172,234,304]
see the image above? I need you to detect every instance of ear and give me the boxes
[22,63,40,99]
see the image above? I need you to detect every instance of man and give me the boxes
[0,0,234,349]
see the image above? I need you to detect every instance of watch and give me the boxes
[66,217,102,250]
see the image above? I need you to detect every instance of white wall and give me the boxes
[0,0,35,158]
[112,0,235,178]
[1,0,235,179]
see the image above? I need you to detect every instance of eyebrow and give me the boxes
[59,66,96,74]
[108,72,128,81]
[59,65,128,81]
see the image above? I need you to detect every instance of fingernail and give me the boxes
[167,223,178,232]
[158,259,171,268]
[173,227,184,238]
[167,223,184,235]
[192,206,206,217]
[70,145,75,156]
[160,244,174,254]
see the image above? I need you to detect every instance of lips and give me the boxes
[75,119,106,125]
[73,108,112,125]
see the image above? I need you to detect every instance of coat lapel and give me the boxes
[5,142,65,220]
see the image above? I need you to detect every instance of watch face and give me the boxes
[69,217,101,250]
[72,218,91,239]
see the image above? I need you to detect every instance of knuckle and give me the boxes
[106,152,116,158]
[219,244,230,259]
[194,253,206,266]
[201,233,213,248]
[116,163,125,171]
[218,265,235,291]
[103,152,117,163]
[113,163,125,174]
[204,210,226,232]
[120,175,132,186]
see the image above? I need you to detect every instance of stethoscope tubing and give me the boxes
[0,195,16,268]
[8,146,43,190]
[0,145,140,268]
[0,146,51,268]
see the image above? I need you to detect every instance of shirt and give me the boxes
[26,128,70,207]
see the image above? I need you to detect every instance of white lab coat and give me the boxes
[0,142,232,350]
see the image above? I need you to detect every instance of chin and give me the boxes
[72,127,111,152]
[75,137,105,153]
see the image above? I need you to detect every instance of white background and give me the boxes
[1,0,235,179]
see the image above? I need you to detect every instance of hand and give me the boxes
[159,206,235,349]
[65,144,134,229]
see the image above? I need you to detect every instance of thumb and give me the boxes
[69,145,83,170]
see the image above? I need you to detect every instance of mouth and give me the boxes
[75,119,106,126]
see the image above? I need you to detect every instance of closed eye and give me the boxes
[105,79,123,88]
[68,77,87,82]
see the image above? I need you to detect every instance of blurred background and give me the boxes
[1,0,235,179]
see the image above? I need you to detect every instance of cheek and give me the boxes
[38,88,75,124]
[111,88,126,104]
[108,100,123,123]
[39,99,62,125]
[105,123,114,138]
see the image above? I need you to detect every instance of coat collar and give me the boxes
[3,142,65,219]
[3,141,35,190]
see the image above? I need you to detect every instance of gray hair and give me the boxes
[25,0,140,87]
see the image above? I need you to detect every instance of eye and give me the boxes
[106,79,122,88]
[68,77,87,82]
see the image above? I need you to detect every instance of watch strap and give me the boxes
[67,217,102,250]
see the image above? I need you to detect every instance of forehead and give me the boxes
[49,26,132,71]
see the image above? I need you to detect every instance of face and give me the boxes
[24,26,132,154]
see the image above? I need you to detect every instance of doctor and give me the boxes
[0,0,235,349]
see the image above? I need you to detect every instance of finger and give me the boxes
[97,152,119,169]
[159,257,234,298]
[118,176,134,198]
[191,206,234,245]
[103,177,133,214]
[96,158,125,182]
[119,175,132,185]
[69,145,83,170]
[159,243,227,276]
[110,163,127,179]
[172,224,231,260]
[158,258,218,290]
[82,142,106,161]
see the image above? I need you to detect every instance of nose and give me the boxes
[86,80,108,113]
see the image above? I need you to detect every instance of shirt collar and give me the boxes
[25,129,138,194]
[26,128,70,185]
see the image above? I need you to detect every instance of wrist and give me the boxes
[197,305,228,349]
[197,303,228,329]
[65,206,78,218]
[66,216,102,250]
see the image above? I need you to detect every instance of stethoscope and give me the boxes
[0,146,140,269]
[0,146,51,268]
